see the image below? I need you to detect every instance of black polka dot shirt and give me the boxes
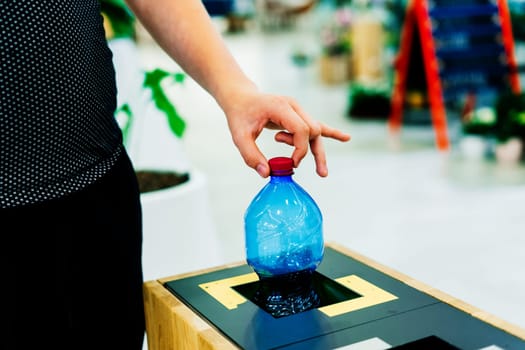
[1,1,124,208]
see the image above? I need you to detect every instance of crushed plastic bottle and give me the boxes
[244,157,324,317]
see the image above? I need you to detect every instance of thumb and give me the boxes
[234,134,269,178]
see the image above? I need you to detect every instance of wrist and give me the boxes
[213,78,259,113]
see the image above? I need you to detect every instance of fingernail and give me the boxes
[256,164,267,177]
[319,165,328,177]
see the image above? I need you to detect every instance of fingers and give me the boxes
[275,121,349,145]
[310,136,328,177]
[270,102,310,168]
[287,98,322,136]
[226,93,350,178]
[319,122,351,142]
[284,98,324,168]
[274,107,350,176]
[233,131,270,178]
[274,131,294,146]
[275,130,328,177]
[275,131,309,169]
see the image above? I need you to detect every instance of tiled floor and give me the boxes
[130,13,525,346]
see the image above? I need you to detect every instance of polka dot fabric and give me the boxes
[1,1,123,208]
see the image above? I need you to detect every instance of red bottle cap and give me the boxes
[268,157,294,176]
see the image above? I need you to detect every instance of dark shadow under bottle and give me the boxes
[251,269,320,318]
[233,270,363,319]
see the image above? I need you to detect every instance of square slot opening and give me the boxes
[233,271,361,318]
[392,335,460,349]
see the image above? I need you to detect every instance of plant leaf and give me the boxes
[115,103,133,146]
[143,69,186,138]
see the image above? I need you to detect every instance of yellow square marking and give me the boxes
[198,273,397,316]
[198,273,258,310]
[318,275,398,317]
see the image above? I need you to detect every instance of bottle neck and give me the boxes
[270,174,293,183]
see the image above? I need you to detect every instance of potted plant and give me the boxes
[493,91,525,164]
[114,68,191,184]
[103,1,223,280]
[347,81,391,119]
[459,107,497,160]
[318,5,353,84]
[456,91,497,160]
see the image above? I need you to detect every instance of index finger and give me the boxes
[319,122,351,141]
[268,104,311,168]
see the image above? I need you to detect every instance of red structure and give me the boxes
[389,0,521,151]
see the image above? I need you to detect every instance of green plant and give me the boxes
[320,7,353,56]
[494,91,525,143]
[144,69,187,138]
[116,68,187,148]
[510,3,525,41]
[347,82,391,118]
[461,107,497,137]
[101,0,136,39]
[103,1,190,192]
[114,68,190,193]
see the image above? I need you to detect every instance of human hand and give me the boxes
[126,0,350,176]
[222,89,351,178]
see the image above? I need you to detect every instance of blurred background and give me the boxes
[102,0,525,339]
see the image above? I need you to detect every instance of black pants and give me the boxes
[2,152,145,350]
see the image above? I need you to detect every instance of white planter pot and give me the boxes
[140,170,224,280]
[459,135,489,160]
[495,138,523,165]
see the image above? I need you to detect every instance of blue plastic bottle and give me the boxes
[244,157,324,317]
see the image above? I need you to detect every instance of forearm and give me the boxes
[125,0,351,178]
[125,0,257,110]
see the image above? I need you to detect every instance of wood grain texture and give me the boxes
[143,280,238,350]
